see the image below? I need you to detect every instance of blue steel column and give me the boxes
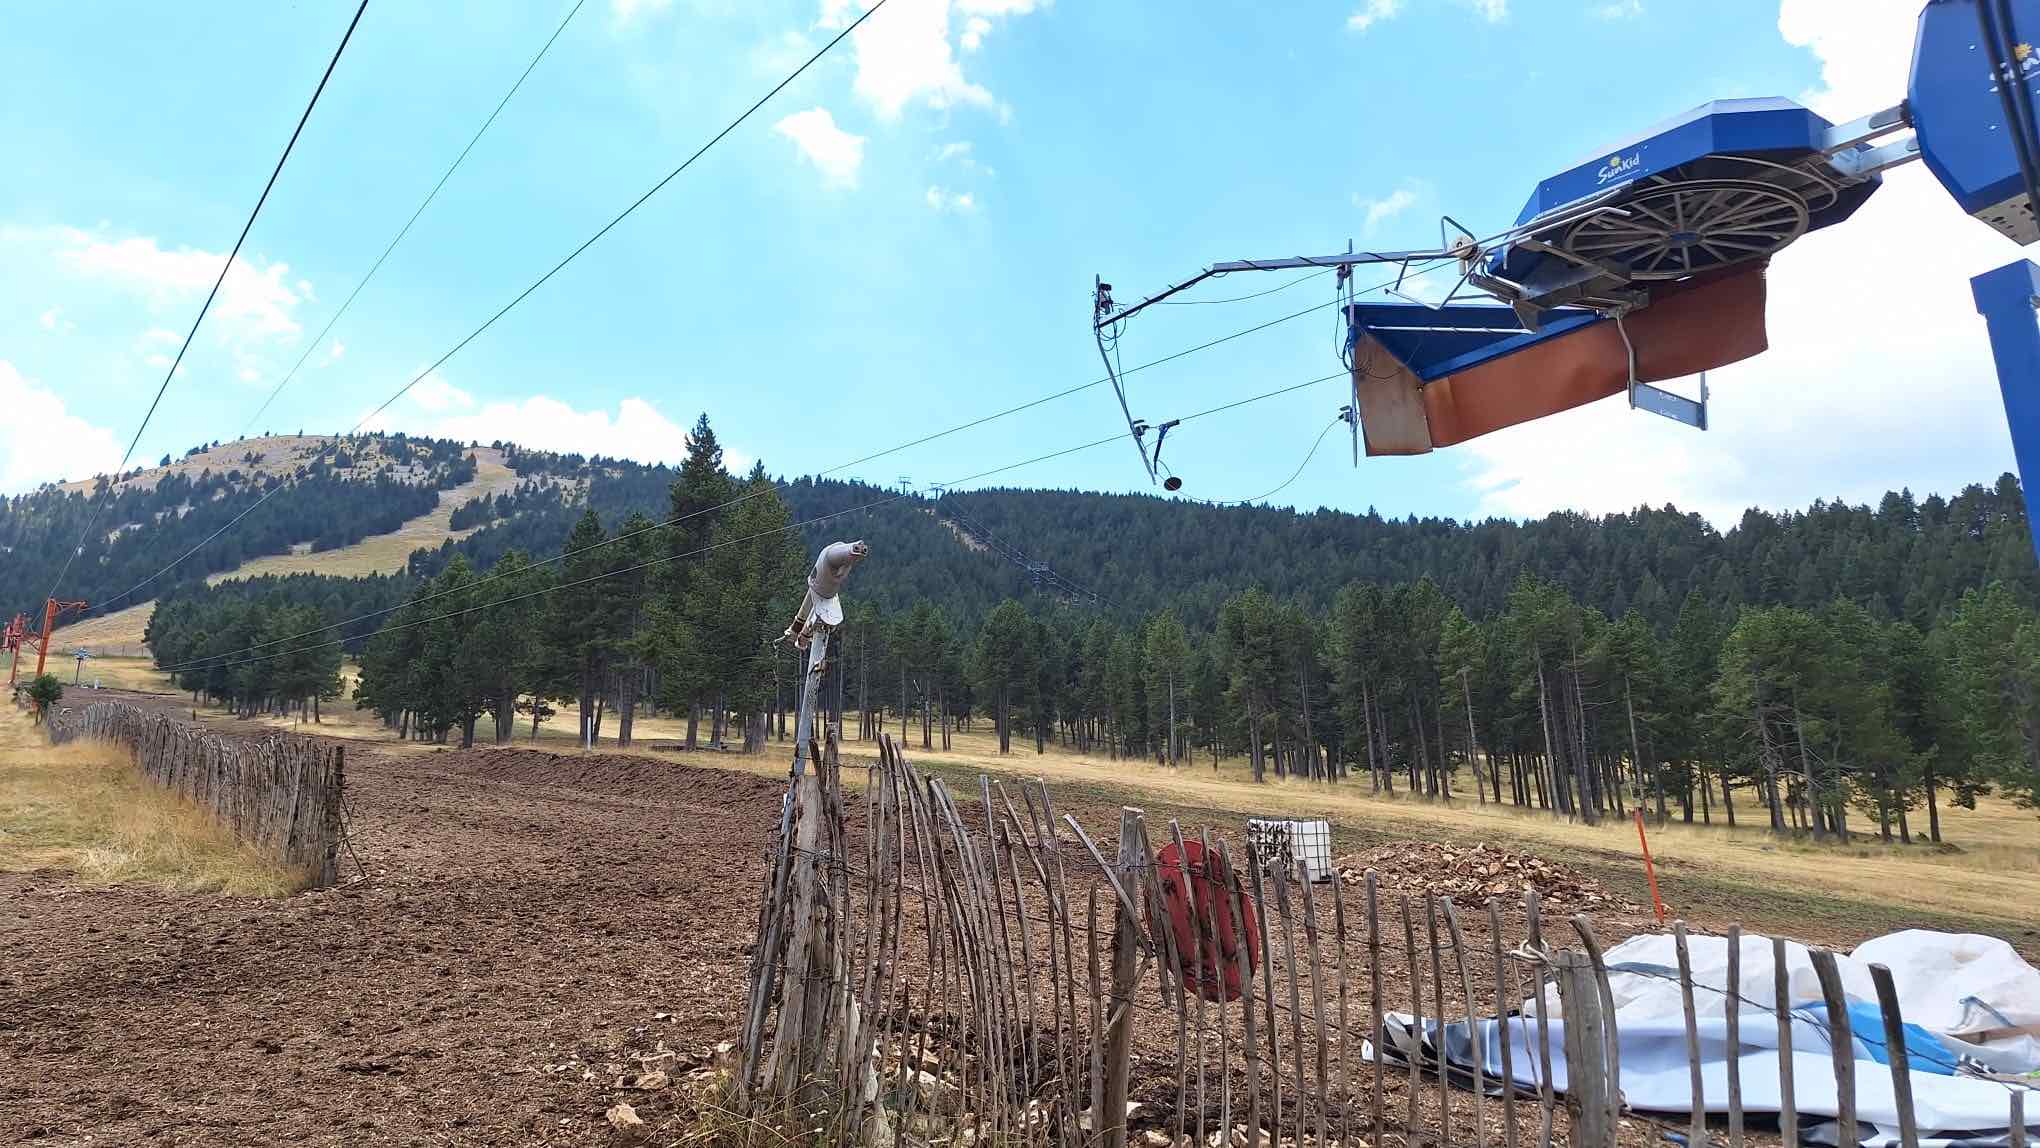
[1972,258,2040,564]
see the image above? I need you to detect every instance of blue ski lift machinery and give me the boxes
[1095,0,2040,560]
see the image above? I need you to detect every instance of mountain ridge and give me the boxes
[7,430,2035,654]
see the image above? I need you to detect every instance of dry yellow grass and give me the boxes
[56,602,156,657]
[681,724,2040,931]
[0,706,301,895]
[53,434,344,495]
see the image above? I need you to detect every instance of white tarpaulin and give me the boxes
[1379,930,2039,1147]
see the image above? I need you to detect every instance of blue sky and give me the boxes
[0,0,2024,526]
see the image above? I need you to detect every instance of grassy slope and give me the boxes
[840,733,2040,949]
[0,705,300,895]
[55,446,519,656]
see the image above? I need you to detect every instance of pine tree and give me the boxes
[1946,583,2040,811]
[545,509,619,746]
[974,600,1034,755]
[1143,610,1191,765]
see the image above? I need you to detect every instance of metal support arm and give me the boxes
[1093,249,1442,329]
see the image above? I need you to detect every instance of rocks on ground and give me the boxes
[1339,840,1635,912]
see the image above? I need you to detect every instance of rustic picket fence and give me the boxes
[46,700,345,889]
[737,732,2035,1148]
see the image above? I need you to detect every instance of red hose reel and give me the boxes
[1149,838,1262,1003]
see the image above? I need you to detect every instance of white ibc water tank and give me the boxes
[1246,817,1335,883]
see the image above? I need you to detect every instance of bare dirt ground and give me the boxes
[7,693,2035,1147]
[1,742,782,1145]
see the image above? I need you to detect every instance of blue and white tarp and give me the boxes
[1375,930,2040,1147]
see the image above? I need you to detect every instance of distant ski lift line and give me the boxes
[938,502,1107,606]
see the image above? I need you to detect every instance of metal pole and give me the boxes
[1971,259,2040,565]
[35,599,55,679]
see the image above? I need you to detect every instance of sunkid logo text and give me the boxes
[1595,151,1642,185]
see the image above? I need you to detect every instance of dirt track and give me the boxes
[1,744,784,1145]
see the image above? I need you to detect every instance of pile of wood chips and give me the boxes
[1337,841,1635,912]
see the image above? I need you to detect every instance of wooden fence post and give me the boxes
[1774,936,1799,1148]
[1809,949,1857,1148]
[1867,964,1921,1148]
[1097,807,1144,1148]
[1674,922,1708,1148]
[1553,951,1617,1148]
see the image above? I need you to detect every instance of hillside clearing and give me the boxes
[50,448,519,655]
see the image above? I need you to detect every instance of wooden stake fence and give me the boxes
[736,734,2040,1148]
[45,700,344,889]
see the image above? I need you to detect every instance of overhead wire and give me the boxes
[240,0,589,438]
[1155,267,1335,307]
[43,0,370,609]
[1184,415,1343,508]
[87,240,1455,623]
[79,0,887,620]
[935,502,1109,606]
[351,0,894,432]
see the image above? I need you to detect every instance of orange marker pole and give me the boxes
[1634,807,1668,924]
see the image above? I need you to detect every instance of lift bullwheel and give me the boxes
[1559,178,1810,279]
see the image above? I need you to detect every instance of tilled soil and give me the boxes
[1,742,784,1145]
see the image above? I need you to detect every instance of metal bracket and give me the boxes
[1821,101,1912,154]
[1615,310,1708,430]
[1630,377,1709,430]
[1827,134,1923,180]
[1095,275,1158,482]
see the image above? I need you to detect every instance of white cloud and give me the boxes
[936,141,973,162]
[0,360,123,494]
[371,385,751,472]
[144,353,172,370]
[1778,0,1912,116]
[1592,0,1643,18]
[405,373,476,414]
[1347,0,1403,32]
[238,367,260,383]
[925,185,976,212]
[611,0,672,21]
[751,29,815,75]
[58,230,305,342]
[324,339,346,364]
[1352,185,1419,235]
[1465,0,1507,20]
[142,327,180,345]
[773,107,867,189]
[38,307,63,331]
[828,0,1043,121]
[1455,1,2022,525]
